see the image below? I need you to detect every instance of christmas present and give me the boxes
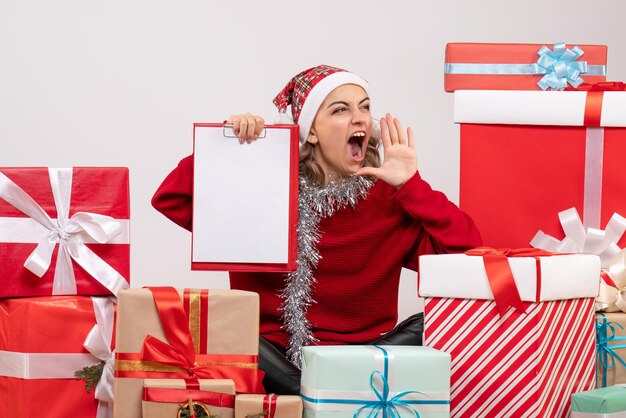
[444,42,607,92]
[0,167,130,297]
[597,313,626,388]
[300,345,451,418]
[0,296,115,418]
[114,287,264,418]
[455,84,626,249]
[571,385,626,417]
[235,394,302,418]
[419,250,600,417]
[142,379,235,418]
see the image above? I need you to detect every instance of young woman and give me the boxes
[152,65,482,394]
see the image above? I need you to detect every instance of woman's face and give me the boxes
[306,84,372,181]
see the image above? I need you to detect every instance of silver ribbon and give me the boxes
[0,168,129,296]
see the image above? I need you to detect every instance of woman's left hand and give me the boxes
[356,113,417,188]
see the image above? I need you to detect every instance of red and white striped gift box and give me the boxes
[419,252,601,417]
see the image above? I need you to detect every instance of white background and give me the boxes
[2,0,625,322]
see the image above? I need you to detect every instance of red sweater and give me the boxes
[152,155,482,347]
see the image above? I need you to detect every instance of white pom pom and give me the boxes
[275,111,295,125]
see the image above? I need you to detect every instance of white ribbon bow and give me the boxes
[531,207,626,311]
[0,168,129,296]
[83,298,115,418]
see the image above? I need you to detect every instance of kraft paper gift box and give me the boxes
[114,287,264,418]
[235,394,303,418]
[455,87,626,249]
[142,379,235,418]
[571,385,626,417]
[597,313,626,388]
[300,345,451,418]
[0,296,115,418]
[444,42,607,92]
[419,251,601,418]
[0,167,130,297]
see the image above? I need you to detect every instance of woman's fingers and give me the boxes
[407,127,415,149]
[380,117,391,148]
[385,114,399,145]
[227,113,265,144]
[381,114,411,148]
[254,115,265,138]
[228,115,241,137]
[394,117,406,145]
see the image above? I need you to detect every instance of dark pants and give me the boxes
[258,313,424,394]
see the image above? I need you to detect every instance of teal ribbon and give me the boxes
[534,43,587,90]
[352,346,421,418]
[596,313,626,387]
[444,43,606,91]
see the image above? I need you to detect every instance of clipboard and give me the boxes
[191,123,299,272]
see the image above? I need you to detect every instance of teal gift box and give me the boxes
[571,385,626,417]
[300,345,450,418]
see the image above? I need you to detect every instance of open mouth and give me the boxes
[347,131,367,161]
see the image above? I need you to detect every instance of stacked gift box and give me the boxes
[113,287,266,418]
[428,41,626,416]
[0,167,130,418]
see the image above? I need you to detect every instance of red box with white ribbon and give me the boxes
[0,167,130,297]
[456,86,626,249]
[419,251,601,417]
[0,296,115,418]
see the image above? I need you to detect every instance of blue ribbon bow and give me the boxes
[533,42,588,90]
[596,313,626,387]
[353,346,422,418]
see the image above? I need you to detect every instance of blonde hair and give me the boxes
[299,136,381,187]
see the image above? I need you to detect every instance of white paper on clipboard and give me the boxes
[192,125,292,264]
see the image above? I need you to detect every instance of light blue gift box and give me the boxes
[300,345,450,418]
[571,385,626,417]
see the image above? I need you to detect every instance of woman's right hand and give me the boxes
[227,113,265,144]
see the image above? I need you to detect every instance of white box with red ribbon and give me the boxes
[419,250,600,417]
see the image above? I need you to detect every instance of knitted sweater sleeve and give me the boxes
[385,171,482,271]
[151,154,194,231]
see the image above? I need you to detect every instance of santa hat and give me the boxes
[273,65,369,145]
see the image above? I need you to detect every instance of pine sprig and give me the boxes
[74,362,105,393]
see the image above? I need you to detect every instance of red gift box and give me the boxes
[456,89,626,249]
[0,167,130,297]
[444,42,607,92]
[419,252,599,417]
[0,296,115,418]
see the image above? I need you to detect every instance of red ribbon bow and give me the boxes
[465,247,553,316]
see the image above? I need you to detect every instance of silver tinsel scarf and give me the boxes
[279,174,374,367]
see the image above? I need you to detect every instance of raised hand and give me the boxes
[356,113,417,187]
[227,113,265,144]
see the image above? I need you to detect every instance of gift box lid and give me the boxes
[418,253,600,301]
[571,385,626,413]
[444,42,607,92]
[454,90,626,127]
